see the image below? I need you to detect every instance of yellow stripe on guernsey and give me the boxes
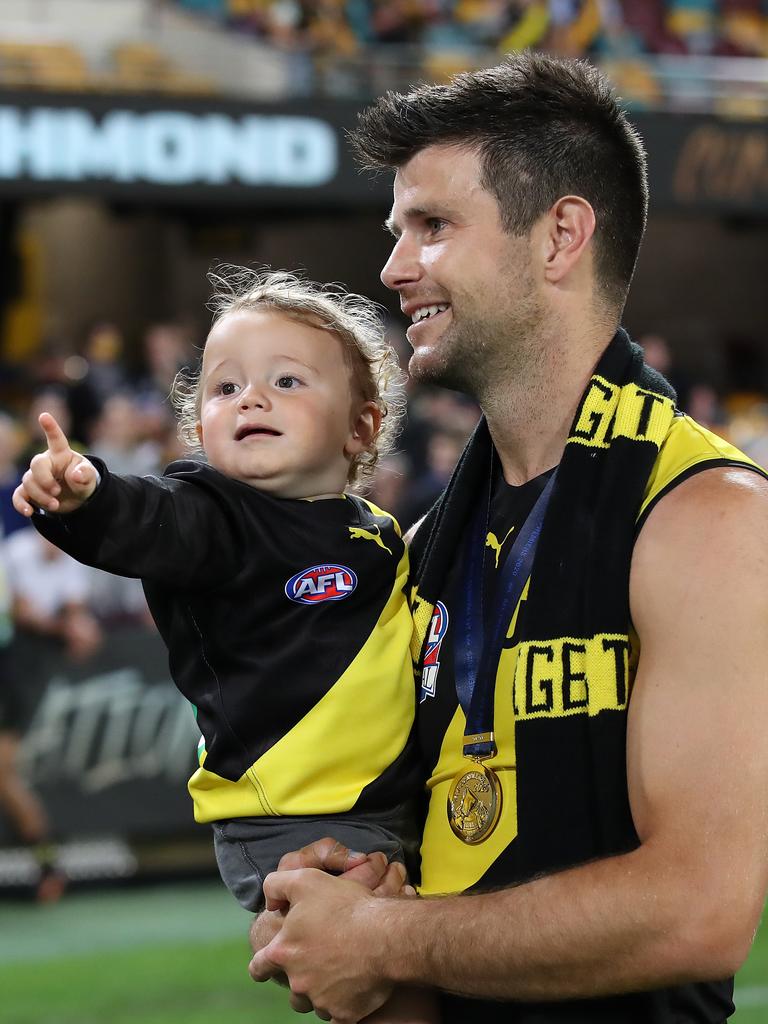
[188,536,414,822]
[569,375,673,449]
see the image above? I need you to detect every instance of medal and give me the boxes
[445,463,557,845]
[447,759,502,844]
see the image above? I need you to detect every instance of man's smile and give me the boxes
[406,304,451,344]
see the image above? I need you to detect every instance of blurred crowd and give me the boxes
[175,0,768,61]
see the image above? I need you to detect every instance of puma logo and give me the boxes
[348,525,392,556]
[486,527,515,568]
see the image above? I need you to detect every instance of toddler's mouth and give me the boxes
[235,426,282,440]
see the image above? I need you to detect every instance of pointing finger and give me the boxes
[39,412,72,457]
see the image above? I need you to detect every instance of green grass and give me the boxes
[0,882,765,1023]
[1,938,295,1024]
[733,916,768,1024]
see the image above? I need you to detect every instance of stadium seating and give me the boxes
[110,42,218,95]
[0,41,92,91]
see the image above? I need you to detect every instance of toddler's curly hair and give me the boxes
[172,265,406,489]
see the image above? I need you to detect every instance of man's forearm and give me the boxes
[374,844,752,1001]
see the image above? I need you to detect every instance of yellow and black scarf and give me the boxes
[410,328,676,668]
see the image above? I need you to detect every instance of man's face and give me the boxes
[381,144,542,395]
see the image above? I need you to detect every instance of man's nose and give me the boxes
[380,235,421,292]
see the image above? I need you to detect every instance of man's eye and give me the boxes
[427,218,446,233]
[276,376,299,389]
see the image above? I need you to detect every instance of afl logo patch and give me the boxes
[421,601,449,703]
[285,564,358,605]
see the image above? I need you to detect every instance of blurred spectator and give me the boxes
[0,411,28,538]
[723,332,767,413]
[397,426,469,530]
[686,381,730,434]
[68,321,131,444]
[0,529,62,900]
[368,451,412,523]
[719,0,768,57]
[132,321,194,443]
[5,528,102,662]
[638,331,691,410]
[1,528,101,901]
[666,0,718,53]
[497,1,552,52]
[88,394,163,477]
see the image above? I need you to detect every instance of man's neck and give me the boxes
[480,322,614,487]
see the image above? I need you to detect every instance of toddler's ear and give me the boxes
[347,401,381,456]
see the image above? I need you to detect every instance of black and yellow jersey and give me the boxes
[34,459,419,824]
[416,414,765,897]
[413,414,765,1024]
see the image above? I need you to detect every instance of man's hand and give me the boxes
[248,838,411,1016]
[13,413,98,516]
[276,838,412,896]
[250,868,393,1024]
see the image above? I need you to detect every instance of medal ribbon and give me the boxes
[454,469,557,760]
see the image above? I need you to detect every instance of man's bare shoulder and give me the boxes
[636,464,768,554]
[631,464,768,636]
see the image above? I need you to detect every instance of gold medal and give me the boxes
[447,760,502,844]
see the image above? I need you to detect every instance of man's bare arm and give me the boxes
[253,467,768,1019]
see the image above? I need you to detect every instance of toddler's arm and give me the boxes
[13,413,98,517]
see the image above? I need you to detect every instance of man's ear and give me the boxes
[540,195,596,285]
[346,401,381,457]
[195,422,204,447]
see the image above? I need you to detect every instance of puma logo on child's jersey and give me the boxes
[348,525,393,556]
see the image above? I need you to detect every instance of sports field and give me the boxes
[0,880,765,1023]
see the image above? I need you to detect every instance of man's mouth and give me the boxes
[235,425,282,440]
[411,303,450,324]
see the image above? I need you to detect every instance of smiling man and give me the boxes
[248,52,768,1024]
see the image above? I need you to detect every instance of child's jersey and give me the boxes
[35,460,420,823]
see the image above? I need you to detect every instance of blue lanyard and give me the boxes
[454,469,557,759]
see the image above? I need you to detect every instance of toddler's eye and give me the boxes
[219,381,238,395]
[276,376,299,389]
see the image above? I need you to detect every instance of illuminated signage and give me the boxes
[0,106,338,187]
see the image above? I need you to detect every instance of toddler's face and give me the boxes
[197,309,371,499]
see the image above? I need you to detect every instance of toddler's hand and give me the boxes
[13,412,98,516]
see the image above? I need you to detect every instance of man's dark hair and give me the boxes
[349,52,648,312]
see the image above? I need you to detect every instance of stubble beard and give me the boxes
[409,285,547,405]
[409,317,486,396]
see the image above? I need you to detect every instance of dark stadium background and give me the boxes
[0,1,765,1020]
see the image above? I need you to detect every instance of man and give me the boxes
[249,52,768,1023]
